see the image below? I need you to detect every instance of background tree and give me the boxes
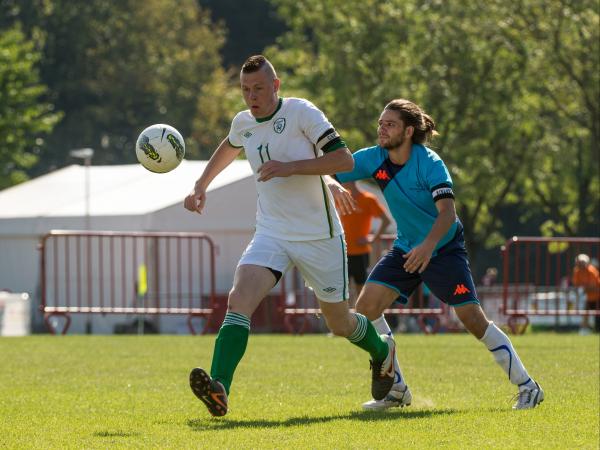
[198,0,287,67]
[268,0,550,263]
[268,0,598,268]
[192,67,245,155]
[0,24,61,189]
[1,0,231,171]
[0,0,596,272]
[513,0,599,237]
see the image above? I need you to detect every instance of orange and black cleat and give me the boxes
[189,367,228,416]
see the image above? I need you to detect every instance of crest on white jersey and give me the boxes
[273,118,286,134]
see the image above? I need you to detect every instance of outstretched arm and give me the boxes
[256,147,354,182]
[183,138,242,214]
[323,175,357,215]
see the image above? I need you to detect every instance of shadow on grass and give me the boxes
[94,430,141,438]
[187,408,458,431]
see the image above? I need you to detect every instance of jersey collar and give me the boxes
[255,97,283,123]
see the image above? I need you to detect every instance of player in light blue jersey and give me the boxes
[335,99,543,410]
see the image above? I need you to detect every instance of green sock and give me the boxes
[347,313,388,362]
[210,312,250,394]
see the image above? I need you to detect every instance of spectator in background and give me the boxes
[481,267,498,287]
[572,254,600,333]
[340,181,391,303]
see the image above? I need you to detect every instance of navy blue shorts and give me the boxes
[366,227,479,307]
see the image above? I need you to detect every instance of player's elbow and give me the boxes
[442,206,456,220]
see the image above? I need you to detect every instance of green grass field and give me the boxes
[0,333,598,449]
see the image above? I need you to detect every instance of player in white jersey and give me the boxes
[183,55,396,417]
[230,96,345,240]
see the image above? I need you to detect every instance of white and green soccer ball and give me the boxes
[135,124,185,173]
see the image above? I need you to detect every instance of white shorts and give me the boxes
[238,233,349,302]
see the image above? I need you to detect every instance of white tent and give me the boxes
[0,160,257,333]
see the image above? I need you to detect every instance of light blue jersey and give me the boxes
[337,144,459,253]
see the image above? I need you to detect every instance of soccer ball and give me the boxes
[135,124,185,173]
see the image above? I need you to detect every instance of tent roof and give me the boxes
[0,160,253,218]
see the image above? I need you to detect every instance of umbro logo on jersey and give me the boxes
[273,117,286,134]
[453,284,471,295]
[243,131,252,138]
[323,287,337,293]
[375,170,391,181]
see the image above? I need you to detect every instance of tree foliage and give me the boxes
[0,0,596,260]
[192,66,244,154]
[512,0,599,237]
[0,24,61,189]
[198,0,287,67]
[1,0,232,171]
[268,0,599,259]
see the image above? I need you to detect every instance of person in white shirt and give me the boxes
[183,55,395,417]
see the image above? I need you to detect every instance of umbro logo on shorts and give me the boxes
[323,287,337,293]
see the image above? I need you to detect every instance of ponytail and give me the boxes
[384,99,438,145]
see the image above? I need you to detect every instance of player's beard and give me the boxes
[380,133,405,150]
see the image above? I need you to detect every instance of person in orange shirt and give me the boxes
[572,253,600,332]
[341,181,391,299]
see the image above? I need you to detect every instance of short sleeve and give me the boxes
[297,100,335,145]
[424,152,454,202]
[425,156,453,190]
[227,113,244,148]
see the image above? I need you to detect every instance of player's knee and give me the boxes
[227,288,250,312]
[355,297,381,321]
[456,304,488,338]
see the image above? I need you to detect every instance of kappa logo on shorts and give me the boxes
[453,284,471,295]
[323,287,337,293]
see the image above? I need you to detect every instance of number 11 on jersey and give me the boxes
[257,144,271,163]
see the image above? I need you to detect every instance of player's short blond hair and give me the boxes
[241,55,277,80]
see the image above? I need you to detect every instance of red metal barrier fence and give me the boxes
[39,230,216,335]
[39,232,598,335]
[502,236,600,333]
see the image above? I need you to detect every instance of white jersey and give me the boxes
[228,97,344,241]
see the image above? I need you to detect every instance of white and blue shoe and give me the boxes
[362,385,412,411]
[513,381,544,410]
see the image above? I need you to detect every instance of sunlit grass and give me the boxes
[0,333,598,449]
